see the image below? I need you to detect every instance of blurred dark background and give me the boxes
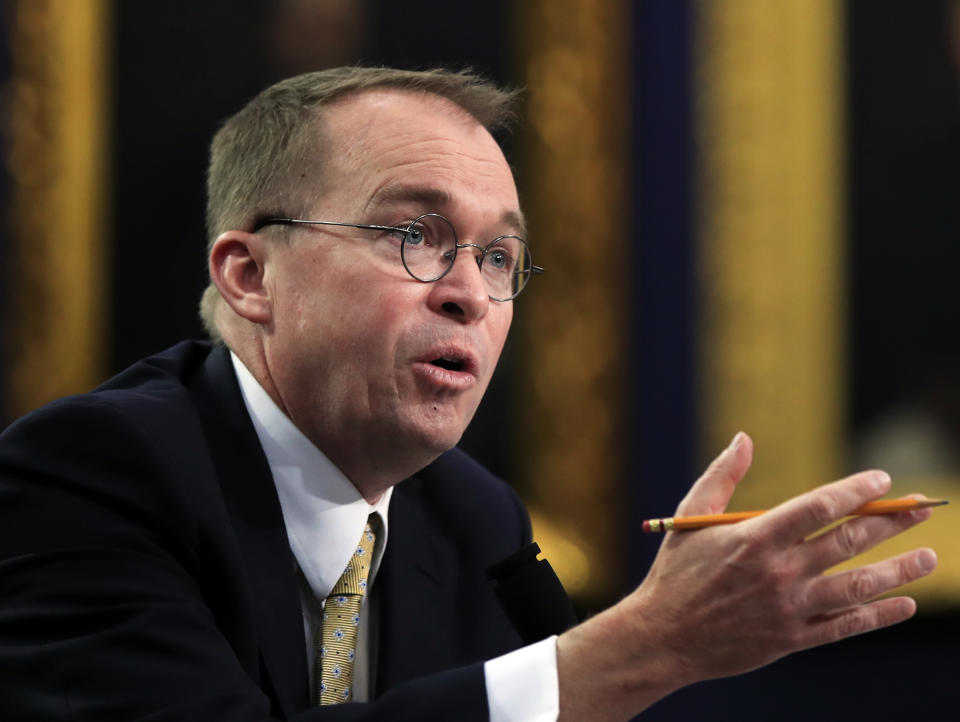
[2,1,957,719]
[109,0,516,373]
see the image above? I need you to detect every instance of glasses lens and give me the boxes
[482,236,531,301]
[401,214,457,282]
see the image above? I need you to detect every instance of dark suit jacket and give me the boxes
[0,341,531,721]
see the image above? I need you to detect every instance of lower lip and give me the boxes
[412,361,477,390]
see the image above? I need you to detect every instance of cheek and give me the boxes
[324,281,416,366]
[487,306,513,360]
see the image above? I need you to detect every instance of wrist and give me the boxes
[556,597,687,722]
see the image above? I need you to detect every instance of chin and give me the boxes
[401,404,470,455]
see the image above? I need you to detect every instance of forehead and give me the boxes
[314,89,522,229]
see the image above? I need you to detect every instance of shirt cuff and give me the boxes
[484,635,559,722]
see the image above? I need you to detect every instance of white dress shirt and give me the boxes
[231,353,559,720]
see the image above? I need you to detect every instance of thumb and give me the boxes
[674,432,753,516]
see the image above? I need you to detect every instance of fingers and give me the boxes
[779,549,932,655]
[804,548,937,616]
[804,596,918,650]
[756,470,892,547]
[674,432,754,517]
[801,495,934,573]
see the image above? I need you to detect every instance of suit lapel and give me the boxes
[190,347,310,716]
[375,482,460,694]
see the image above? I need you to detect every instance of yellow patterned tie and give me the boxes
[316,516,377,705]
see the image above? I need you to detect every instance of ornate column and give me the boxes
[515,0,630,601]
[5,0,111,419]
[695,0,846,507]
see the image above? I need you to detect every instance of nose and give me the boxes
[426,246,489,322]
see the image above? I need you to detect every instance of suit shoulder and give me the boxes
[401,448,531,548]
[0,342,225,535]
[418,448,523,508]
[0,342,210,446]
[2,340,216,444]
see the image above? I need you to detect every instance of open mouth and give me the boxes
[430,356,466,372]
[417,345,479,382]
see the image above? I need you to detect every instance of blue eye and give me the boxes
[405,226,425,246]
[487,249,509,269]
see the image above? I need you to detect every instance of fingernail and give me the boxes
[917,549,937,574]
[728,432,743,451]
[872,472,891,494]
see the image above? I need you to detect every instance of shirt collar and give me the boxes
[230,352,392,602]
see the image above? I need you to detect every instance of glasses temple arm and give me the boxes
[252,218,407,234]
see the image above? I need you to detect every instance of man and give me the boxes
[0,67,938,721]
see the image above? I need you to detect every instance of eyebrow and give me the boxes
[364,184,528,238]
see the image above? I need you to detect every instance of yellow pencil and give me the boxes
[641,498,949,533]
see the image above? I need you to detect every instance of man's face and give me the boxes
[260,89,520,486]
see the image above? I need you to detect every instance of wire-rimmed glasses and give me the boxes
[253,213,544,301]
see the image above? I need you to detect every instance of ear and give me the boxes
[208,230,273,326]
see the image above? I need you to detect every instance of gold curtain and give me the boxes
[696,0,846,506]
[696,1,957,604]
[5,0,111,419]
[515,0,630,602]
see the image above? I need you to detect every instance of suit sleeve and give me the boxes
[0,398,491,721]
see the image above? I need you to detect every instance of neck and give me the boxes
[229,341,431,504]
[313,435,439,503]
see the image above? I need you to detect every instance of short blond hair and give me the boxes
[199,66,520,341]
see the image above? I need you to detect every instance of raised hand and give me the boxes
[557,432,938,722]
